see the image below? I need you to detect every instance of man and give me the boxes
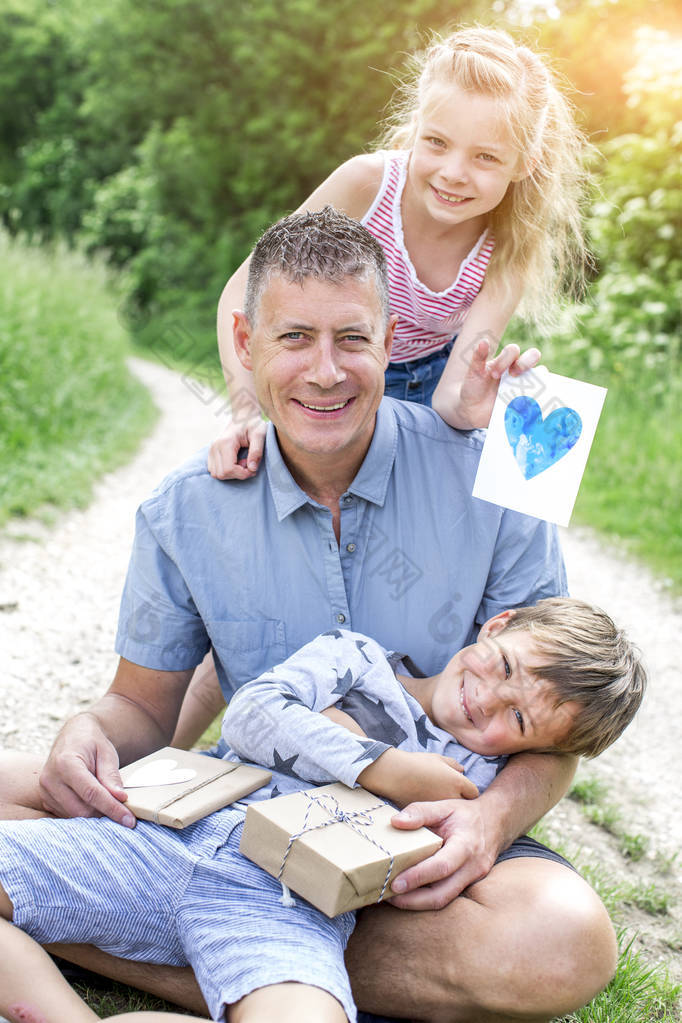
[1,208,616,1022]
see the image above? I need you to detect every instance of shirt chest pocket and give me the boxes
[207,618,287,694]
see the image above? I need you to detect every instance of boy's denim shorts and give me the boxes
[0,811,357,1021]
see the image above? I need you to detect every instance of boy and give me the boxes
[0,598,645,1023]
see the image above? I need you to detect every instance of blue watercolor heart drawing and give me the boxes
[504,396,582,480]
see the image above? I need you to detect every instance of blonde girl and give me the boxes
[207,24,589,480]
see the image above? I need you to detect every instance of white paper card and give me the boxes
[472,367,607,527]
[123,759,197,788]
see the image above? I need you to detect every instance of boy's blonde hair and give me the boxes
[379,26,591,323]
[503,598,646,758]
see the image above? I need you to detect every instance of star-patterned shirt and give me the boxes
[222,629,505,805]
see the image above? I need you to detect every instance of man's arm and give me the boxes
[386,750,577,909]
[39,658,194,825]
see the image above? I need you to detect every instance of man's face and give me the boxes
[234,273,395,483]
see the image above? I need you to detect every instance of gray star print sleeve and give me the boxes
[222,631,393,788]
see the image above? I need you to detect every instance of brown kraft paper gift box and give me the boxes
[120,747,271,829]
[239,782,443,917]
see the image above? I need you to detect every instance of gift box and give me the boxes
[239,782,442,917]
[120,747,271,829]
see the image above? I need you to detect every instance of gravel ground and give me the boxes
[1,357,681,974]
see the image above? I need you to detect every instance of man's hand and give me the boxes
[457,337,541,429]
[39,713,136,828]
[358,748,479,808]
[386,797,497,910]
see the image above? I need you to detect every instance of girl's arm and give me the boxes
[431,276,540,430]
[210,154,385,479]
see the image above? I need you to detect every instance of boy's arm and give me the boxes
[223,636,388,787]
[223,634,391,787]
[223,633,476,804]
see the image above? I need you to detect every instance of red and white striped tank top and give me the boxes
[361,150,495,363]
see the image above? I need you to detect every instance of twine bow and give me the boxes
[144,763,240,824]
[277,790,395,907]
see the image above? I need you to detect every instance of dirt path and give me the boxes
[1,356,680,986]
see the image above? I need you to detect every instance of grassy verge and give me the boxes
[570,379,681,588]
[0,232,158,526]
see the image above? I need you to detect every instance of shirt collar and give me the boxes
[264,400,398,520]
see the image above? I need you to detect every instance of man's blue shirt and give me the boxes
[115,398,567,698]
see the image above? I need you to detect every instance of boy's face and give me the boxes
[430,613,579,757]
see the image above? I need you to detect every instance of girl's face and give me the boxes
[406,84,527,230]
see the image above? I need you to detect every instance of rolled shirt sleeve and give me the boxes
[115,505,211,672]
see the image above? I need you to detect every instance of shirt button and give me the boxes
[342,495,353,505]
[336,613,346,624]
[346,543,356,553]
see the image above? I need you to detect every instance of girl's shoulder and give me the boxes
[303,153,386,221]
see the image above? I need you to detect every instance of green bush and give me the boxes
[0,232,157,523]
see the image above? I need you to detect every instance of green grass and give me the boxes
[75,981,201,1018]
[0,232,158,525]
[568,776,608,805]
[556,934,680,1023]
[619,831,650,862]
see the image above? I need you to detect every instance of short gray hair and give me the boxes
[244,206,390,326]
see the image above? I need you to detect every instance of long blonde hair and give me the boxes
[379,26,591,322]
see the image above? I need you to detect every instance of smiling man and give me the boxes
[234,270,394,509]
[1,208,617,1023]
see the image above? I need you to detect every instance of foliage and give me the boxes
[1,0,681,582]
[0,231,156,523]
[573,26,682,383]
[518,0,682,138]
[508,25,682,586]
[0,0,478,352]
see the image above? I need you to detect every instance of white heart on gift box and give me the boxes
[124,759,197,788]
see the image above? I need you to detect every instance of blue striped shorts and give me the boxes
[0,810,356,1021]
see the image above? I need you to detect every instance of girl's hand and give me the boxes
[457,337,541,428]
[207,417,267,480]
[485,340,541,381]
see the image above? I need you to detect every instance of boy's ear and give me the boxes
[232,310,254,370]
[480,609,517,638]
